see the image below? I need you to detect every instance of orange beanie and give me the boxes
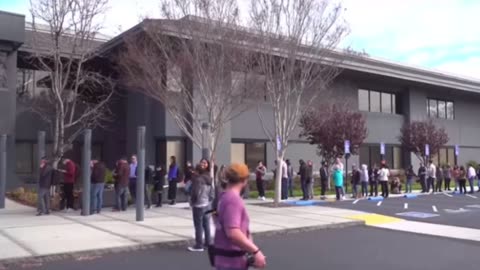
[228,163,250,179]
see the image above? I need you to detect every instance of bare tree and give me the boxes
[399,120,449,164]
[249,0,349,203]
[26,0,114,164]
[119,0,260,176]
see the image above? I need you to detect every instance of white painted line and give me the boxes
[353,199,359,204]
[377,201,382,206]
[443,193,453,197]
[404,203,408,209]
[432,205,438,212]
[466,194,478,199]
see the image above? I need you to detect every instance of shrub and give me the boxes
[105,169,114,185]
[466,160,478,168]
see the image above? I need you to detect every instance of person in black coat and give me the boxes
[37,156,53,216]
[144,165,154,209]
[154,164,166,207]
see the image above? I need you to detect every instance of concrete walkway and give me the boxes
[0,198,363,263]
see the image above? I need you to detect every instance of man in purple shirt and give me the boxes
[214,163,266,270]
[129,155,138,202]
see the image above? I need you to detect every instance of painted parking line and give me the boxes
[377,201,382,206]
[432,205,438,212]
[353,199,359,204]
[443,193,453,198]
[404,203,408,209]
[466,194,478,199]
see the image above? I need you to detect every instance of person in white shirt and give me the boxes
[378,164,390,198]
[281,159,289,200]
[427,160,436,193]
[467,165,476,194]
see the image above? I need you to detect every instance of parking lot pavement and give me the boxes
[326,192,480,229]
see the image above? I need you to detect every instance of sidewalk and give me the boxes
[0,198,364,263]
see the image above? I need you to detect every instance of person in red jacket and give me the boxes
[60,158,77,212]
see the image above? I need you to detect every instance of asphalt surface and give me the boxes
[6,226,480,270]
[327,191,480,229]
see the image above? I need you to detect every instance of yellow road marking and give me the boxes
[348,214,403,226]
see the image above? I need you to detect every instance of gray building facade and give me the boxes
[2,12,480,189]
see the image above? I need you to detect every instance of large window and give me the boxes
[427,98,454,119]
[358,89,398,114]
[430,147,456,166]
[230,142,267,171]
[16,142,54,175]
[155,139,186,171]
[359,144,403,169]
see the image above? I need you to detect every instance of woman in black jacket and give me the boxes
[154,164,166,207]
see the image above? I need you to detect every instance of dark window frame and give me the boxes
[358,89,398,114]
[359,144,403,169]
[427,98,454,120]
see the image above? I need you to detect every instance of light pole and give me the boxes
[81,129,91,216]
[136,126,146,222]
[0,134,6,209]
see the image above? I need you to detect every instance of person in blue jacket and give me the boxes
[168,156,179,205]
[333,158,345,200]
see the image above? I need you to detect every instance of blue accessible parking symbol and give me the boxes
[396,212,439,219]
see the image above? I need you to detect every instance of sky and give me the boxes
[1,0,479,80]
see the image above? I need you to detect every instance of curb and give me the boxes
[0,220,364,268]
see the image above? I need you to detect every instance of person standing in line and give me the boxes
[320,161,329,200]
[359,164,369,197]
[188,160,214,252]
[113,156,130,211]
[426,160,436,193]
[37,156,53,216]
[213,163,266,270]
[452,165,460,192]
[332,160,344,201]
[167,156,179,205]
[369,164,379,197]
[255,161,267,201]
[467,164,476,194]
[286,159,294,197]
[443,164,452,191]
[351,164,360,199]
[379,164,390,198]
[280,159,289,200]
[405,165,416,194]
[144,165,154,209]
[435,164,444,193]
[59,158,77,212]
[298,159,308,200]
[128,155,138,203]
[90,158,106,214]
[458,166,468,194]
[153,164,165,207]
[418,163,427,193]
[476,165,480,193]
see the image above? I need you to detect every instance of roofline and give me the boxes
[96,17,480,93]
[0,10,25,18]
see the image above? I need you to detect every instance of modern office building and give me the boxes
[2,10,480,189]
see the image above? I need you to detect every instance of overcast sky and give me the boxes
[1,0,479,80]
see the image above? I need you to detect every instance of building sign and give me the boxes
[276,136,281,152]
[380,142,385,155]
[455,145,459,156]
[396,212,439,219]
[344,140,350,154]
[425,144,430,156]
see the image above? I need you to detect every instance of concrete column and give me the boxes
[0,134,6,209]
[136,126,146,221]
[81,130,92,216]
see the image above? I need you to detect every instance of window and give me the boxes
[430,147,456,166]
[359,144,403,169]
[155,139,186,170]
[358,89,398,114]
[358,89,369,111]
[427,98,454,119]
[230,142,267,171]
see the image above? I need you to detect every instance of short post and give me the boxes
[136,126,146,222]
[0,135,7,209]
[81,129,92,216]
[345,153,350,193]
[201,123,210,159]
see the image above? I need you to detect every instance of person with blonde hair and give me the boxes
[212,163,266,270]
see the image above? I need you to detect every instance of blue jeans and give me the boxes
[468,177,475,193]
[91,183,105,214]
[116,187,128,211]
[406,178,413,193]
[38,188,50,214]
[352,184,358,197]
[192,206,211,248]
[281,177,289,199]
[361,182,368,197]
